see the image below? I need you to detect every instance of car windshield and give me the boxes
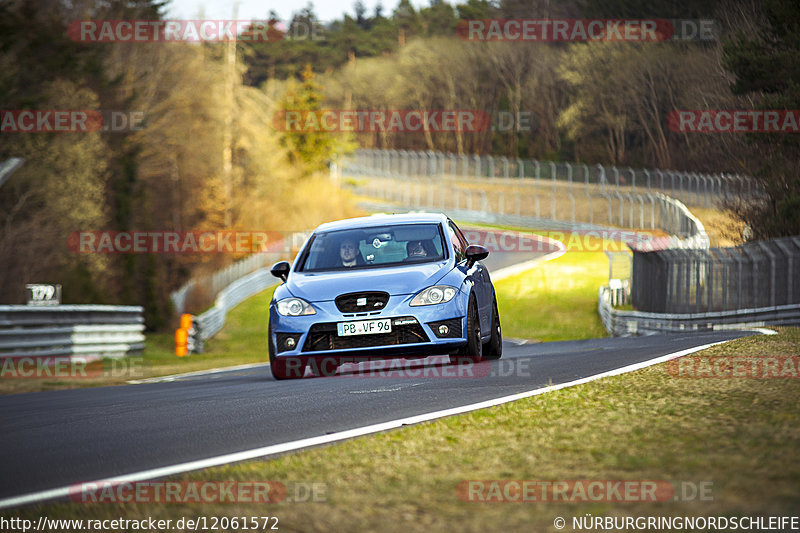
[298,223,446,272]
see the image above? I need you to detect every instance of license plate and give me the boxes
[337,318,392,336]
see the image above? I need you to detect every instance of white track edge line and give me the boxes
[753,328,778,335]
[126,363,269,384]
[0,338,728,510]
[491,235,567,282]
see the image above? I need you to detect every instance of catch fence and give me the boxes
[631,236,800,314]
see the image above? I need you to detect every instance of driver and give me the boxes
[339,238,360,267]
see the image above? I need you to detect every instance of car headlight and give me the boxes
[276,297,316,316]
[410,285,458,306]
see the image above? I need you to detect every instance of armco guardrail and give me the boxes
[0,305,145,359]
[182,231,312,347]
[0,157,24,190]
[193,268,278,343]
[171,241,291,317]
[599,286,800,336]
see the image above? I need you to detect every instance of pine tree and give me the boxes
[723,0,800,239]
[278,65,342,174]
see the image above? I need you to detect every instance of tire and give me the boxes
[483,295,502,360]
[450,295,482,365]
[268,324,305,380]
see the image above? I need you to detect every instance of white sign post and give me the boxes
[26,284,61,306]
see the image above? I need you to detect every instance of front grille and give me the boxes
[302,317,429,352]
[335,291,389,313]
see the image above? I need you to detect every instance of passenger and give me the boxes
[406,240,428,260]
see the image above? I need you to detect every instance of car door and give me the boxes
[448,220,491,334]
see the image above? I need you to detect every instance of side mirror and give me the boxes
[465,244,489,267]
[270,261,290,282]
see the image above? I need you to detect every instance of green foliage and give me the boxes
[578,0,719,18]
[723,0,800,239]
[278,65,352,174]
[243,4,400,85]
[418,1,458,36]
[393,0,423,38]
[456,0,498,19]
[244,0,467,85]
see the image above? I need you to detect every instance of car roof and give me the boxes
[313,212,449,233]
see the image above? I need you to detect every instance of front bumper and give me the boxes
[269,294,467,360]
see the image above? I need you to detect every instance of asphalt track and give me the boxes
[0,330,753,506]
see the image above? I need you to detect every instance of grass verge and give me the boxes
[458,220,612,342]
[12,327,799,531]
[494,248,608,342]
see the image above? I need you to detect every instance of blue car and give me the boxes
[268,213,501,379]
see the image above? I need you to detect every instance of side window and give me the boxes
[450,220,470,249]
[447,221,467,263]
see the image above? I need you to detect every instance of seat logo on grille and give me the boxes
[356,297,367,306]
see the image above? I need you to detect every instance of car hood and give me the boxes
[287,261,452,301]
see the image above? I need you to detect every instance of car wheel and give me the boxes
[450,295,482,365]
[268,324,304,380]
[483,295,502,360]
